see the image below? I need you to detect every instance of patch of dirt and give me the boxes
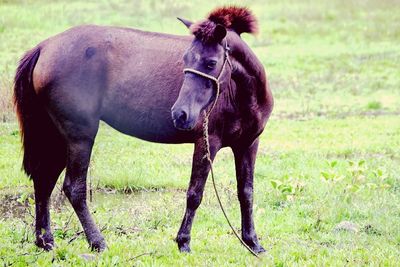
[362,224,382,236]
[334,221,359,233]
[0,193,32,219]
[0,190,68,219]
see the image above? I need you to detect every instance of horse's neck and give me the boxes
[227,33,271,110]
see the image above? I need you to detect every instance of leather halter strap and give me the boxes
[182,40,231,118]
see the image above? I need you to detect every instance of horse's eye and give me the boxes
[206,61,217,70]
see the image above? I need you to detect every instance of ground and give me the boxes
[0,0,399,266]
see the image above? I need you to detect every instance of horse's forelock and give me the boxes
[190,20,218,44]
[189,6,258,43]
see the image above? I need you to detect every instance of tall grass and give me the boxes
[0,75,13,122]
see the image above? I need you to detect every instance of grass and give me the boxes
[1,116,399,265]
[0,0,399,265]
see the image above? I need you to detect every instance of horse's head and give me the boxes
[171,18,231,131]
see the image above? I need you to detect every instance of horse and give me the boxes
[13,6,273,254]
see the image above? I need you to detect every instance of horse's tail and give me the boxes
[14,46,66,178]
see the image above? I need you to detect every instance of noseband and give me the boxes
[183,40,232,117]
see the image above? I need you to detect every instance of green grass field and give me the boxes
[1,0,399,265]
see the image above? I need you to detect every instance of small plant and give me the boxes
[347,160,366,184]
[366,101,382,110]
[270,177,306,201]
[320,160,344,183]
[371,168,391,190]
[373,168,388,181]
[17,192,35,206]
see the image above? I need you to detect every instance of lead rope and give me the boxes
[184,43,259,258]
[202,112,259,258]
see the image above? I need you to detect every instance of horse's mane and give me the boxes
[190,6,258,43]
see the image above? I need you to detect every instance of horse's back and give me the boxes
[32,25,195,143]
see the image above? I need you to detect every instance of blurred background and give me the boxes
[1,0,399,122]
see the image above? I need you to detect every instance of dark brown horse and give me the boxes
[14,6,273,253]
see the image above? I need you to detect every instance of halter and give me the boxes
[182,40,232,118]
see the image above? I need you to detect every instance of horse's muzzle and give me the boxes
[171,107,195,131]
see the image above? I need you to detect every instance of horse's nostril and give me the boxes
[178,110,188,122]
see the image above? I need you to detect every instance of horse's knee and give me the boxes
[238,185,253,204]
[63,179,86,208]
[186,189,203,210]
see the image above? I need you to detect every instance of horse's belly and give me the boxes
[93,30,195,143]
[100,98,193,144]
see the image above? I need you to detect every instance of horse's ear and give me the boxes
[213,24,227,43]
[177,17,193,29]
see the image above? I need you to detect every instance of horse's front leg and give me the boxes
[232,138,266,254]
[176,138,220,253]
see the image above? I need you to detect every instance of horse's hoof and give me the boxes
[178,244,191,253]
[35,236,54,251]
[90,239,106,252]
[251,244,266,254]
[175,234,191,253]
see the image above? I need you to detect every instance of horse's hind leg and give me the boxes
[61,121,106,251]
[27,114,67,250]
[33,154,65,250]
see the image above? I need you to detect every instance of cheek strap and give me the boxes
[182,68,221,118]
